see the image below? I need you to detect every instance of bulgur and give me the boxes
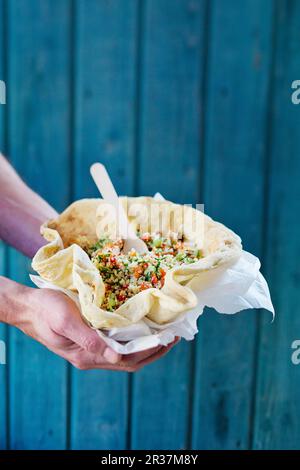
[86,233,203,311]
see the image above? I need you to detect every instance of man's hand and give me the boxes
[0,154,59,258]
[0,156,179,371]
[0,277,178,372]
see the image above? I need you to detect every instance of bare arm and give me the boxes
[0,276,177,370]
[0,155,177,370]
[0,154,57,258]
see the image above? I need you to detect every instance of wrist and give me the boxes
[0,276,32,326]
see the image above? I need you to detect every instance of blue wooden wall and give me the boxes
[0,0,299,450]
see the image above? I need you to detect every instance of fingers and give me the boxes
[134,338,180,368]
[61,337,180,372]
[66,322,121,365]
[122,337,180,366]
[48,291,180,371]
[51,294,121,364]
[57,347,134,372]
[31,289,181,371]
[121,345,165,365]
[123,337,180,370]
[95,340,177,372]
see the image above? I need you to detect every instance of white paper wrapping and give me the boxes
[30,249,273,354]
[30,192,273,354]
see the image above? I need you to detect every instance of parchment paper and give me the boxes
[30,194,274,354]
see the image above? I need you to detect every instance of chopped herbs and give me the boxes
[86,232,203,311]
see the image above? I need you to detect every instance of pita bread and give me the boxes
[32,197,242,328]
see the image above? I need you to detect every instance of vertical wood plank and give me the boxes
[70,0,138,450]
[253,0,300,450]
[7,0,71,449]
[191,0,274,449]
[73,0,137,198]
[0,0,7,450]
[131,0,206,450]
[0,242,7,450]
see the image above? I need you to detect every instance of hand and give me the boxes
[4,279,178,371]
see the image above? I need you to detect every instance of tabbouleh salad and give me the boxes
[86,233,203,311]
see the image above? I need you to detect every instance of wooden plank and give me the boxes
[131,0,205,450]
[253,1,300,450]
[0,243,7,450]
[191,0,274,449]
[70,0,138,450]
[0,244,7,451]
[73,0,137,198]
[0,0,7,450]
[7,0,71,449]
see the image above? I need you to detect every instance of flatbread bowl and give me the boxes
[32,197,242,329]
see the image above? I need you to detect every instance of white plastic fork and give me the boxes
[90,163,148,254]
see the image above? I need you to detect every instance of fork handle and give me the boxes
[90,163,137,240]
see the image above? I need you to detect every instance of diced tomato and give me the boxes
[151,274,158,285]
[140,282,152,291]
[133,266,144,278]
[117,293,126,302]
[160,268,166,278]
[109,255,118,266]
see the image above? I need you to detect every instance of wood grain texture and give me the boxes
[70,0,138,450]
[131,0,205,450]
[0,242,7,450]
[191,0,274,449]
[0,240,7,451]
[0,0,297,450]
[0,0,7,450]
[6,0,71,449]
[253,0,300,449]
[73,0,137,198]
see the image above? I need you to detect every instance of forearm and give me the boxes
[0,154,58,257]
[0,276,30,326]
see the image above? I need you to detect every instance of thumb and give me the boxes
[58,297,121,364]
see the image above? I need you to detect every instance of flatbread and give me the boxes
[32,197,242,328]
